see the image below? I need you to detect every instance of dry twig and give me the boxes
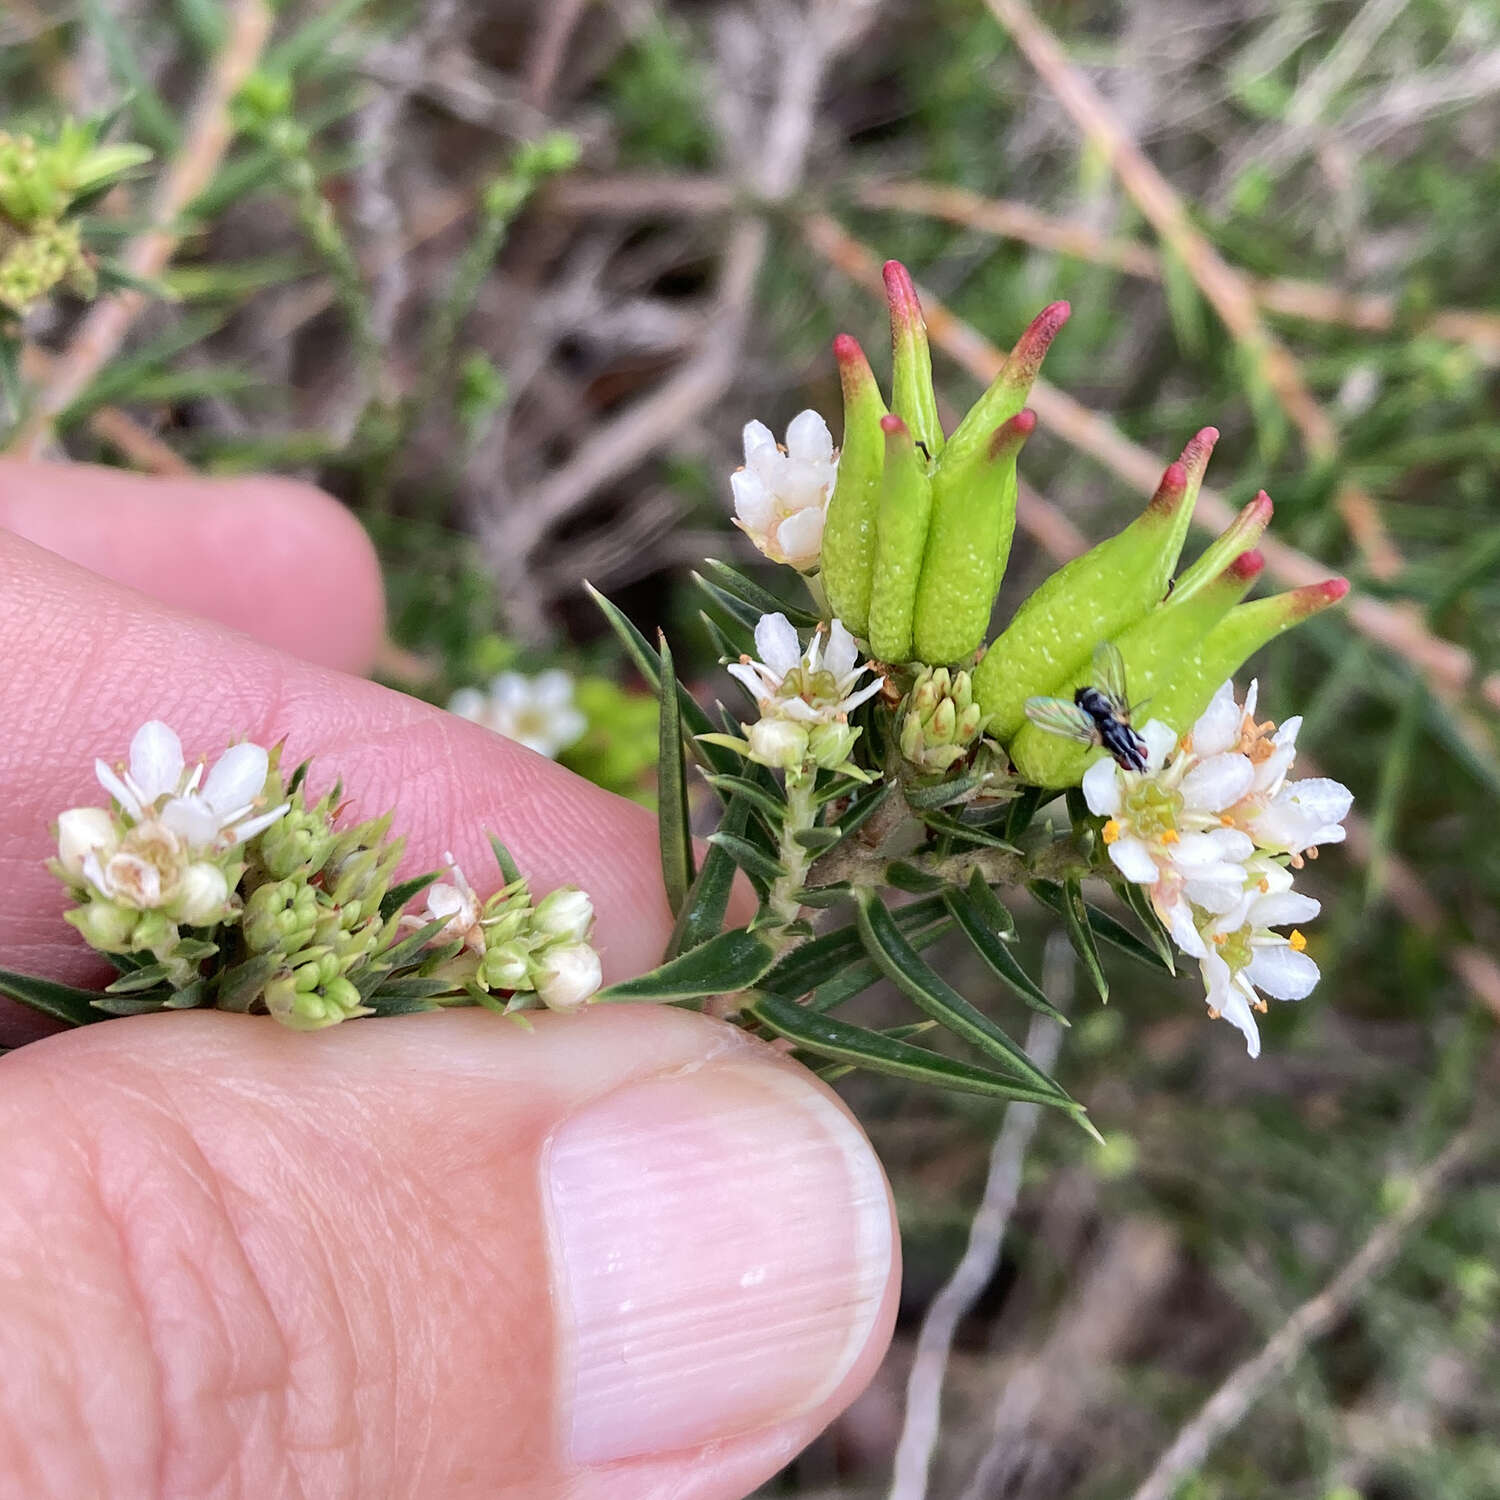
[983,0,1403,580]
[1126,1121,1491,1500]
[888,973,1068,1500]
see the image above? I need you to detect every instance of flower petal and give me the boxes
[1191,681,1240,757]
[202,742,270,816]
[531,670,576,709]
[95,758,142,818]
[753,612,802,677]
[159,795,222,848]
[1217,985,1263,1058]
[1140,719,1178,770]
[1107,835,1158,885]
[785,409,834,463]
[742,419,778,464]
[1249,890,1320,928]
[775,505,826,568]
[1246,943,1320,1000]
[730,468,775,530]
[1181,752,1255,812]
[128,721,185,803]
[1081,756,1121,816]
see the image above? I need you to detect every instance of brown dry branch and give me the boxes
[982,0,1403,581]
[801,213,1500,722]
[1125,1121,1491,1500]
[854,179,1500,361]
[5,0,275,460]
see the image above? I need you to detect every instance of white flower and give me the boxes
[731,412,838,571]
[56,807,118,879]
[532,886,594,945]
[1081,717,1256,954]
[173,862,232,926]
[1191,679,1352,859]
[93,721,287,850]
[410,854,487,953]
[533,941,602,1011]
[449,670,587,759]
[1194,864,1322,1058]
[728,613,883,726]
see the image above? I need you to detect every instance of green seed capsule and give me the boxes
[866,415,933,663]
[911,410,1036,665]
[1147,576,1350,732]
[884,261,944,459]
[1009,548,1265,788]
[974,428,1218,742]
[820,333,888,638]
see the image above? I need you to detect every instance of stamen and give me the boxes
[1102,819,1121,845]
[1254,998,1268,1013]
[1161,828,1180,844]
[1212,932,1226,946]
[1258,877,1270,892]
[1289,929,1308,952]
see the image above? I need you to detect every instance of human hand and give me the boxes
[0,460,897,1499]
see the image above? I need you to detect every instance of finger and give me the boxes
[0,1005,898,1499]
[0,531,673,1017]
[0,459,385,674]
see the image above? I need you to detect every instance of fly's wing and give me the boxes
[1090,642,1133,721]
[1024,696,1101,746]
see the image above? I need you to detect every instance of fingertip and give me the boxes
[0,460,385,673]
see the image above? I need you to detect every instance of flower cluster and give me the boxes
[449,669,587,759]
[54,722,288,979]
[730,413,838,572]
[726,612,882,780]
[403,857,601,1012]
[42,720,602,1029]
[1082,681,1351,1055]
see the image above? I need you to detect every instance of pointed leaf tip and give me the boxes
[1178,425,1220,476]
[988,407,1037,459]
[880,412,908,436]
[1006,300,1071,378]
[1147,460,1189,515]
[882,260,923,324]
[1229,548,1265,581]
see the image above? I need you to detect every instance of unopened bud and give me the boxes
[171,862,231,926]
[533,942,602,1011]
[56,807,117,879]
[533,887,594,944]
[746,716,809,771]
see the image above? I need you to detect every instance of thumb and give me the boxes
[0,1004,897,1500]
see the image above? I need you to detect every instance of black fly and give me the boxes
[1024,642,1150,772]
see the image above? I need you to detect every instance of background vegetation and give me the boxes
[3,1,1499,1494]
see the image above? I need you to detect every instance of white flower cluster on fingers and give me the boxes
[405,856,603,1012]
[728,612,882,776]
[449,670,587,760]
[730,412,838,572]
[1083,680,1351,1057]
[56,720,288,933]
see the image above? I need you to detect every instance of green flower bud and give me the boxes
[899,667,986,773]
[482,940,534,992]
[257,805,337,879]
[806,720,861,772]
[65,897,138,952]
[866,415,932,663]
[912,410,1036,664]
[130,909,177,955]
[746,716,810,771]
[243,879,319,955]
[1147,576,1350,733]
[533,887,594,945]
[974,428,1220,742]
[265,971,371,1031]
[821,335,889,638]
[1009,549,1265,788]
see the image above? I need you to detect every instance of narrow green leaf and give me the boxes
[691,575,767,634]
[854,890,1070,1096]
[586,583,735,774]
[1032,879,1108,1001]
[945,884,1068,1025]
[707,832,785,887]
[381,869,442,919]
[106,963,176,994]
[656,636,696,917]
[903,770,995,810]
[917,809,1020,851]
[0,968,111,1027]
[793,827,843,853]
[697,609,748,667]
[488,833,523,886]
[597,929,777,1003]
[368,976,459,1002]
[884,860,946,894]
[1032,879,1170,978]
[1005,784,1048,840]
[763,897,948,998]
[92,995,171,1016]
[693,561,821,627]
[265,0,372,73]
[808,920,952,1013]
[796,881,854,908]
[964,870,1017,939]
[667,797,750,958]
[704,774,788,826]
[746,993,1078,1109]
[816,1021,939,1080]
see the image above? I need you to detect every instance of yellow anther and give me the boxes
[1102,819,1121,845]
[1160,828,1180,845]
[1258,877,1270,892]
[1289,929,1308,952]
[1212,932,1226,946]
